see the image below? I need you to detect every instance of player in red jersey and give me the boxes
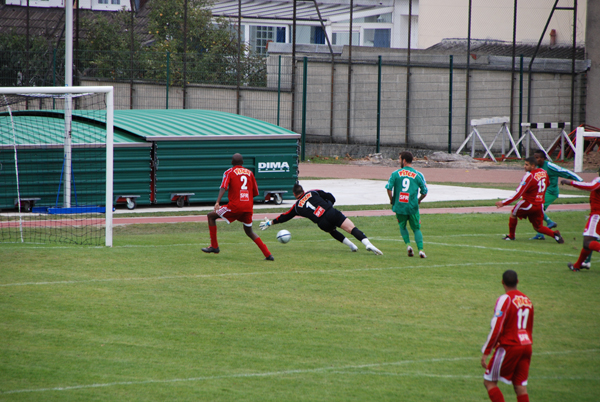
[481,270,534,402]
[561,168,600,271]
[202,153,273,261]
[495,156,564,243]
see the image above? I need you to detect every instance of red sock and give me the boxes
[209,224,218,248]
[574,248,592,268]
[254,237,271,258]
[487,386,505,402]
[517,394,529,402]
[509,217,518,238]
[535,225,555,237]
[588,241,600,252]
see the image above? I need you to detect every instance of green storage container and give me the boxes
[112,109,300,205]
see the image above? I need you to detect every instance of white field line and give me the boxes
[2,349,598,395]
[328,370,600,381]
[0,261,531,288]
[371,238,578,257]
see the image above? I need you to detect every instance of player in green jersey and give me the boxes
[386,151,428,258]
[532,150,583,239]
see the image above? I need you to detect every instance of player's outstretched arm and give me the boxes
[560,179,573,186]
[259,218,272,230]
[495,200,505,208]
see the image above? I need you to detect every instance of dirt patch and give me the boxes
[346,151,600,173]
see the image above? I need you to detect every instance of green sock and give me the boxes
[414,229,424,250]
[543,212,554,224]
[585,254,592,264]
[400,226,411,245]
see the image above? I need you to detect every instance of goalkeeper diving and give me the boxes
[260,183,383,255]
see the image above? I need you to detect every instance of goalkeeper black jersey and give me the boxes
[273,190,336,225]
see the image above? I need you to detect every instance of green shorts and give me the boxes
[544,192,558,210]
[396,212,421,231]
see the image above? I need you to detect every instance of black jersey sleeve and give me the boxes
[316,190,336,205]
[273,204,297,224]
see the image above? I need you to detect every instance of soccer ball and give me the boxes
[277,229,292,244]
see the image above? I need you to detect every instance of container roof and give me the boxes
[112,109,300,141]
[0,111,149,147]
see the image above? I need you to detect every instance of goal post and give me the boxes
[574,126,600,173]
[0,86,114,247]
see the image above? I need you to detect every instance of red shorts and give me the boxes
[484,345,532,386]
[216,205,253,226]
[583,214,600,239]
[511,201,544,229]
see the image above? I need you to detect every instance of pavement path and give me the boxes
[298,162,598,183]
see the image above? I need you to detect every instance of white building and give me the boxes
[210,0,418,54]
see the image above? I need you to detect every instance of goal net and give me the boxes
[0,86,114,247]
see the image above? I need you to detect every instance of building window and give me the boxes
[98,0,108,4]
[249,26,285,53]
[332,32,360,46]
[112,0,120,4]
[276,27,286,43]
[250,26,275,54]
[364,29,391,48]
[296,26,325,45]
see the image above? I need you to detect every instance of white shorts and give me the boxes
[583,214,600,239]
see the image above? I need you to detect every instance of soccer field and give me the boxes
[1,212,599,401]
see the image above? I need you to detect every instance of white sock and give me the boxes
[361,238,372,247]
[343,238,358,251]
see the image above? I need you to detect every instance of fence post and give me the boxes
[277,55,281,126]
[166,51,170,110]
[519,54,523,156]
[448,55,453,153]
[301,56,307,162]
[376,55,382,153]
[52,48,57,109]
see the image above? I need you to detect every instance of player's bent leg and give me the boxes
[203,211,221,253]
[408,214,424,251]
[348,227,383,255]
[543,193,558,228]
[584,239,600,253]
[505,216,518,240]
[514,386,529,402]
[243,222,273,260]
[396,214,411,244]
[582,253,592,269]
[483,381,505,402]
[330,229,358,251]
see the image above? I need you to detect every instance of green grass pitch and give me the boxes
[1,211,599,401]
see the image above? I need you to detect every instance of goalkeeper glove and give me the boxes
[259,218,272,231]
